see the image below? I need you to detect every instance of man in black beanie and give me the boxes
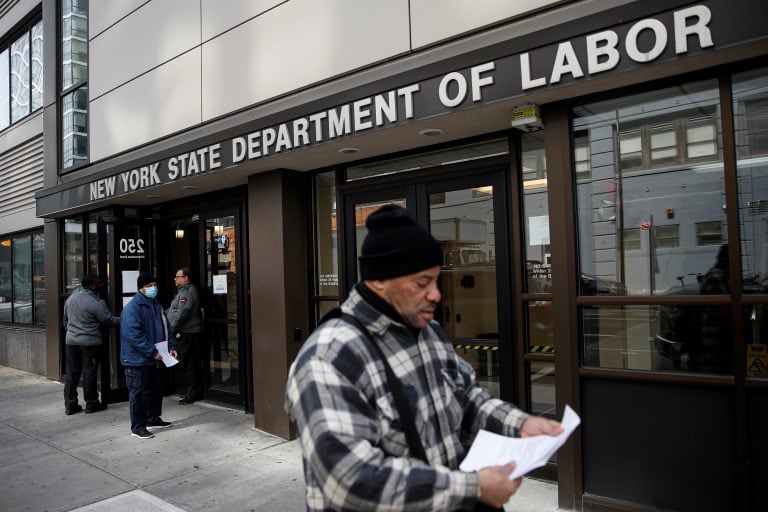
[286,204,562,511]
[120,271,177,439]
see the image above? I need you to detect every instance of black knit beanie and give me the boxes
[359,205,443,280]
[136,272,155,290]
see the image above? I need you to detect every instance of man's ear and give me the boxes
[365,279,387,293]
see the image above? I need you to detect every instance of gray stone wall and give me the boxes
[0,326,47,375]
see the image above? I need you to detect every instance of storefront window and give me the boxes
[12,235,32,324]
[313,171,338,319]
[522,131,551,294]
[734,67,768,295]
[0,231,44,325]
[582,304,732,374]
[573,80,725,296]
[33,233,45,325]
[63,218,83,293]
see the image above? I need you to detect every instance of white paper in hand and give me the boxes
[154,341,179,367]
[459,405,581,479]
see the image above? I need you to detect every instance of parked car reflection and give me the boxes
[653,244,741,372]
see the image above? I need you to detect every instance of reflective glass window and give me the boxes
[0,49,8,130]
[12,235,32,325]
[734,67,768,294]
[573,80,725,296]
[33,233,45,325]
[522,131,551,294]
[64,218,84,293]
[62,86,88,169]
[0,238,11,322]
[10,33,30,123]
[582,304,732,374]
[31,20,43,111]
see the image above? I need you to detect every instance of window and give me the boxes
[573,79,725,296]
[312,171,339,322]
[0,230,45,325]
[623,228,641,250]
[654,224,680,248]
[696,221,723,246]
[617,115,719,172]
[0,17,43,132]
[61,0,88,170]
[734,67,768,295]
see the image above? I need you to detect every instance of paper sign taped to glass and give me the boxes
[459,405,581,479]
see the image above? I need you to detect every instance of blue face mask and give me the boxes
[144,285,158,299]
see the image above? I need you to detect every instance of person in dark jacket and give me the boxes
[63,275,120,415]
[167,267,204,404]
[120,272,177,439]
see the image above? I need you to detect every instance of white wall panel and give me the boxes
[89,0,200,100]
[90,49,201,161]
[410,0,562,49]
[89,0,147,38]
[201,0,284,42]
[201,0,409,121]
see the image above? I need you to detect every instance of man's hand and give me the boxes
[521,416,563,438]
[477,462,522,508]
[153,352,163,361]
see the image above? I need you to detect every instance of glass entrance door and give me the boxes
[202,211,243,405]
[342,170,511,399]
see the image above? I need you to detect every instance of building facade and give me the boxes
[0,0,763,510]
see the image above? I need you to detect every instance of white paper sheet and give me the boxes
[459,405,581,479]
[154,341,179,367]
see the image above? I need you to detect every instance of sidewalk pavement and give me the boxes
[0,365,559,511]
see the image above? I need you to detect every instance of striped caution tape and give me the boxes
[530,345,554,353]
[452,344,499,351]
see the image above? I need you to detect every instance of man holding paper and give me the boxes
[285,205,563,511]
[120,272,177,439]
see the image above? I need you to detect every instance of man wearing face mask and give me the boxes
[120,272,177,439]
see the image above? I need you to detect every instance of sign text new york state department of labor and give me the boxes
[89,4,714,202]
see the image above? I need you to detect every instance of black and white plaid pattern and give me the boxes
[285,287,529,511]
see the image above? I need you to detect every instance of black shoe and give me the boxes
[178,397,196,404]
[85,403,107,414]
[65,404,83,415]
[131,429,155,439]
[146,419,172,430]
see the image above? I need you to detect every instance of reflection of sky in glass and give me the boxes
[0,49,8,129]
[10,34,30,123]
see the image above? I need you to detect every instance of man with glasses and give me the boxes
[167,267,204,404]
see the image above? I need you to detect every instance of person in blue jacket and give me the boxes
[120,272,177,439]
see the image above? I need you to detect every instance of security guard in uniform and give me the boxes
[167,267,204,403]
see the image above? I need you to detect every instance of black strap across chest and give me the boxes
[339,312,429,464]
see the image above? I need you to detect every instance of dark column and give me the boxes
[42,0,61,380]
[247,170,309,439]
[544,103,583,510]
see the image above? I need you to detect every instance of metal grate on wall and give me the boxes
[0,134,43,219]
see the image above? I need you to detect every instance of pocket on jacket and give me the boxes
[375,391,409,457]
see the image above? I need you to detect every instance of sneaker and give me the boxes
[178,397,196,404]
[85,402,107,414]
[131,429,155,439]
[65,404,83,416]
[146,419,172,430]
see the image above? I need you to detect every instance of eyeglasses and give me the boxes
[174,275,186,279]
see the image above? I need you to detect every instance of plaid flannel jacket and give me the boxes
[285,286,529,511]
